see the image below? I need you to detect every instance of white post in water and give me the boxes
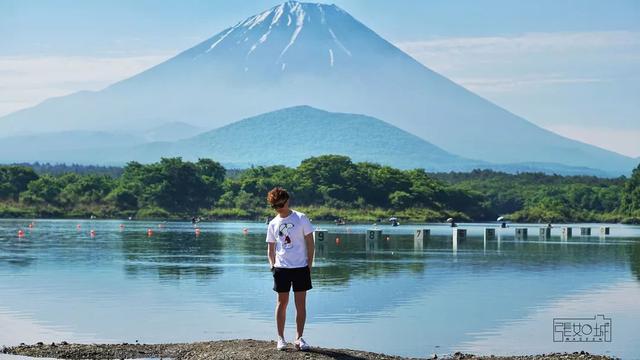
[452,229,466,255]
[453,228,466,243]
[366,229,382,253]
[580,227,592,236]
[315,242,327,260]
[539,227,551,240]
[414,229,430,241]
[515,228,528,240]
[561,227,572,240]
[484,228,496,241]
[414,229,429,251]
[366,229,382,241]
[314,229,328,243]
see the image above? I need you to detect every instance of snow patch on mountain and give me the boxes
[278,4,306,60]
[329,28,352,56]
[207,27,236,52]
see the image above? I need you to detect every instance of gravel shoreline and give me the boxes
[1,340,617,360]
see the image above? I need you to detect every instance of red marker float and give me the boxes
[17,230,25,238]
[335,237,341,245]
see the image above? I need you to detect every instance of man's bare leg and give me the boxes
[293,290,307,340]
[276,292,289,338]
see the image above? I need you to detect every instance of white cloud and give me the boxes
[399,31,640,53]
[454,74,606,93]
[0,54,173,117]
[397,30,640,87]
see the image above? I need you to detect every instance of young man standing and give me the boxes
[266,187,315,351]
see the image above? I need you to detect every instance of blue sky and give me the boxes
[1,0,639,156]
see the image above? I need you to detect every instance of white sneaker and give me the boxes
[276,336,287,351]
[294,337,310,351]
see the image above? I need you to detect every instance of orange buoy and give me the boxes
[17,230,25,237]
[147,228,153,236]
[335,237,341,245]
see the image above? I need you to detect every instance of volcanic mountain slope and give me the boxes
[18,106,611,177]
[127,106,482,170]
[0,1,634,174]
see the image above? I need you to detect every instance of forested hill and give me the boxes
[1,156,639,223]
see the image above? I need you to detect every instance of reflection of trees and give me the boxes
[0,238,36,268]
[121,231,224,282]
[240,232,427,286]
[117,226,638,286]
[0,254,36,267]
[313,233,426,286]
[630,241,640,281]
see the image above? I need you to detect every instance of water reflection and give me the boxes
[630,240,640,281]
[0,220,639,358]
[121,232,224,282]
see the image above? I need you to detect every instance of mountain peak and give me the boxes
[238,2,343,31]
[177,1,370,73]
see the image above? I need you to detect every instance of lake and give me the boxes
[1,219,639,359]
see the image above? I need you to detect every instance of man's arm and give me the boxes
[267,242,276,269]
[304,232,315,270]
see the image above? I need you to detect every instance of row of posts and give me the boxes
[313,226,611,244]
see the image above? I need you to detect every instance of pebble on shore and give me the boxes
[1,340,618,360]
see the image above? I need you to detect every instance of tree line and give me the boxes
[1,155,639,223]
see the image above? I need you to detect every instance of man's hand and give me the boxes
[304,232,315,271]
[267,242,276,270]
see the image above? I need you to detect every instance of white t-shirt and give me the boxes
[266,210,314,268]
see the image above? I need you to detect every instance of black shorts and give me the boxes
[272,266,313,293]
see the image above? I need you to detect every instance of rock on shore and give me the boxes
[1,339,616,360]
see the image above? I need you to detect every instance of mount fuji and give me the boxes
[0,1,635,174]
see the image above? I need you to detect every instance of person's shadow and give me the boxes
[305,347,402,360]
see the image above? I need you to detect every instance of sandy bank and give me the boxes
[1,339,616,360]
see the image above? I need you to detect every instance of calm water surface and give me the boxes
[1,219,639,359]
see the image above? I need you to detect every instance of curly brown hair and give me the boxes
[267,187,290,208]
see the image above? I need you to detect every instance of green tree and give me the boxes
[295,155,363,204]
[621,163,640,213]
[0,165,39,201]
[19,175,63,205]
[389,191,413,210]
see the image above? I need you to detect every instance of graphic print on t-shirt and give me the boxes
[278,223,294,249]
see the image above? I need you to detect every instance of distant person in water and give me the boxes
[266,187,314,351]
